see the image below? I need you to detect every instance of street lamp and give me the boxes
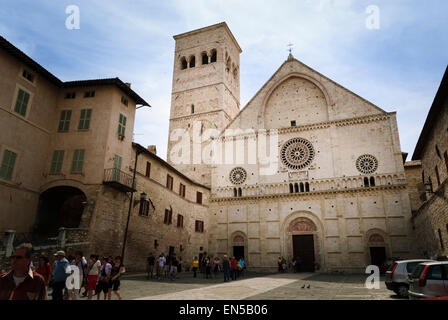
[121,147,144,261]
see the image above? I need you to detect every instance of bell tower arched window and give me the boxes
[202,52,209,65]
[210,49,217,63]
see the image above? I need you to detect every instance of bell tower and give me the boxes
[167,22,242,187]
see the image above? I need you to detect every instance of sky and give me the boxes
[1,0,447,161]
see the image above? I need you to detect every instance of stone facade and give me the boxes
[167,23,242,187]
[411,66,448,258]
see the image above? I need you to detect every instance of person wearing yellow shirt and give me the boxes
[192,257,199,278]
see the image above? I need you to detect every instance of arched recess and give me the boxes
[281,211,325,272]
[230,231,247,261]
[259,73,332,129]
[365,228,391,267]
[35,184,87,236]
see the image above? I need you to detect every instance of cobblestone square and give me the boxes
[95,272,403,300]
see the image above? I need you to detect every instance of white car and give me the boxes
[408,261,448,300]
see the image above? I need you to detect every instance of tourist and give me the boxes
[177,256,182,274]
[107,256,124,300]
[146,252,155,279]
[277,257,282,272]
[205,257,212,279]
[0,243,46,300]
[230,256,238,281]
[68,251,87,300]
[281,257,287,273]
[170,254,178,281]
[36,255,52,288]
[86,254,101,300]
[238,258,245,278]
[96,256,112,300]
[164,255,171,279]
[213,257,221,278]
[222,255,230,282]
[192,256,199,278]
[51,250,70,300]
[156,253,165,280]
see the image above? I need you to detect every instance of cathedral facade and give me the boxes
[167,22,416,273]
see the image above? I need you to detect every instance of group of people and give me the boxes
[0,243,125,300]
[146,252,246,282]
[278,256,303,273]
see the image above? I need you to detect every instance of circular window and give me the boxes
[356,154,378,174]
[281,138,315,170]
[229,167,247,185]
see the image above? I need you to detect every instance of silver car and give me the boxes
[385,259,434,297]
[408,261,448,300]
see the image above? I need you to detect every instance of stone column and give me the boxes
[3,230,16,257]
[58,228,66,248]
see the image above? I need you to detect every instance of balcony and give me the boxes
[103,168,136,192]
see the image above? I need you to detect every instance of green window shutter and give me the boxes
[0,150,17,181]
[58,110,72,132]
[71,149,85,173]
[78,109,92,130]
[118,114,126,136]
[50,150,64,174]
[113,155,122,170]
[14,89,30,117]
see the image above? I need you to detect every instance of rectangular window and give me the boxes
[177,215,184,228]
[291,120,296,127]
[14,88,30,117]
[179,183,186,198]
[0,149,17,181]
[164,209,172,225]
[145,162,151,178]
[71,149,85,173]
[84,91,95,98]
[139,200,149,216]
[118,114,127,136]
[78,109,92,130]
[50,150,64,174]
[58,110,72,132]
[112,155,122,180]
[195,220,204,233]
[64,92,76,99]
[22,70,34,83]
[196,191,203,204]
[121,96,128,106]
[166,174,173,190]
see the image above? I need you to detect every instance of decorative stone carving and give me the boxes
[369,234,384,243]
[288,217,317,232]
[356,154,378,174]
[281,138,315,170]
[229,167,247,185]
[233,235,244,243]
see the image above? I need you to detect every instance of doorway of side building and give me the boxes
[293,235,315,272]
[370,247,387,267]
[35,186,87,236]
[233,246,244,260]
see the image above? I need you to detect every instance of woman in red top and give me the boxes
[35,255,52,287]
[230,257,238,281]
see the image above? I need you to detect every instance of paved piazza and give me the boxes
[108,272,401,300]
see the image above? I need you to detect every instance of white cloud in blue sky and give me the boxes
[1,0,447,160]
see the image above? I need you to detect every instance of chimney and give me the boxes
[147,145,157,155]
[125,82,131,88]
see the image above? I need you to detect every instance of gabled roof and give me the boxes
[0,34,150,106]
[412,65,448,160]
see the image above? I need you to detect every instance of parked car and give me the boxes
[408,261,448,300]
[385,259,434,297]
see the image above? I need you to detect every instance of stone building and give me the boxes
[411,66,448,259]
[0,35,210,271]
[166,23,417,273]
[1,22,427,273]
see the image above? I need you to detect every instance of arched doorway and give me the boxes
[366,231,388,267]
[35,186,87,236]
[231,232,246,261]
[288,218,318,272]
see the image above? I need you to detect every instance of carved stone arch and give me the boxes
[259,72,332,125]
[281,211,325,272]
[365,228,391,266]
[230,231,247,261]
